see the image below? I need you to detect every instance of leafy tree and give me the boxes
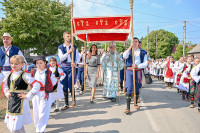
[141,29,179,59]
[0,0,72,56]
[172,43,194,60]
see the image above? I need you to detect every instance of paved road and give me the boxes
[1,79,200,133]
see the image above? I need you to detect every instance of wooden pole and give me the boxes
[71,0,75,108]
[84,41,86,94]
[129,0,136,106]
[156,33,157,59]
[147,26,149,52]
[183,21,186,56]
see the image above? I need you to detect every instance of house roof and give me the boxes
[188,44,200,54]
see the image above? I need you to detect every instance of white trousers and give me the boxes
[32,91,52,132]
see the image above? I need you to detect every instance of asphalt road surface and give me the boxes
[1,79,200,133]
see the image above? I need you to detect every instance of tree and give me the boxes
[0,0,72,55]
[141,29,179,59]
[172,43,194,60]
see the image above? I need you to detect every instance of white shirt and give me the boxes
[49,66,66,81]
[78,52,85,65]
[3,70,41,100]
[58,44,80,64]
[172,61,185,74]
[3,45,27,69]
[191,63,200,83]
[123,48,148,69]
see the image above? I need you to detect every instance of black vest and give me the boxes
[7,72,29,91]
[53,66,60,78]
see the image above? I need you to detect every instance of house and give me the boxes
[188,44,200,58]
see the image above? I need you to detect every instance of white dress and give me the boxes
[49,66,65,101]
[3,71,40,132]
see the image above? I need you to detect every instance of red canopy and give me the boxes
[73,16,131,43]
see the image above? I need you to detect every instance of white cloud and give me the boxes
[151,3,164,9]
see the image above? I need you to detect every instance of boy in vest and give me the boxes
[31,55,58,132]
[0,33,27,79]
[123,37,148,114]
[58,31,80,111]
[78,46,86,95]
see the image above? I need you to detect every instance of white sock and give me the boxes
[56,100,59,109]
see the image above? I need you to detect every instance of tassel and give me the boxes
[0,83,5,98]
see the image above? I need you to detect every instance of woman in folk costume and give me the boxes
[178,56,192,101]
[157,59,162,80]
[172,56,185,93]
[163,56,170,86]
[3,55,41,133]
[153,59,158,78]
[101,42,124,102]
[149,58,154,75]
[49,57,65,112]
[189,57,200,108]
[160,58,166,82]
[191,58,200,113]
[165,57,175,88]
[31,55,58,133]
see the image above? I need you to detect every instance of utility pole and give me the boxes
[183,21,186,56]
[147,26,149,52]
[156,33,157,59]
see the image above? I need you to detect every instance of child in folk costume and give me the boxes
[31,55,58,133]
[178,56,192,101]
[189,57,200,108]
[49,57,65,112]
[3,55,41,133]
[165,57,174,88]
[191,59,200,113]
[172,56,185,93]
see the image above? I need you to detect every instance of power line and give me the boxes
[83,0,182,22]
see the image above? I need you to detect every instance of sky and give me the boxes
[0,0,200,44]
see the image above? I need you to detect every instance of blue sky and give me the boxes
[0,0,200,44]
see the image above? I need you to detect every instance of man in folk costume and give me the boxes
[189,57,199,108]
[172,56,185,93]
[101,42,124,102]
[78,46,86,95]
[58,31,80,111]
[178,56,192,101]
[165,57,175,88]
[123,37,148,114]
[0,33,27,78]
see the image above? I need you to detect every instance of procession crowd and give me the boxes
[149,55,200,111]
[0,31,199,133]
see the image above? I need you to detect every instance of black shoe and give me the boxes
[111,98,116,102]
[90,98,94,104]
[54,109,60,112]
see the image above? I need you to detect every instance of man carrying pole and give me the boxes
[58,31,80,111]
[123,37,148,114]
